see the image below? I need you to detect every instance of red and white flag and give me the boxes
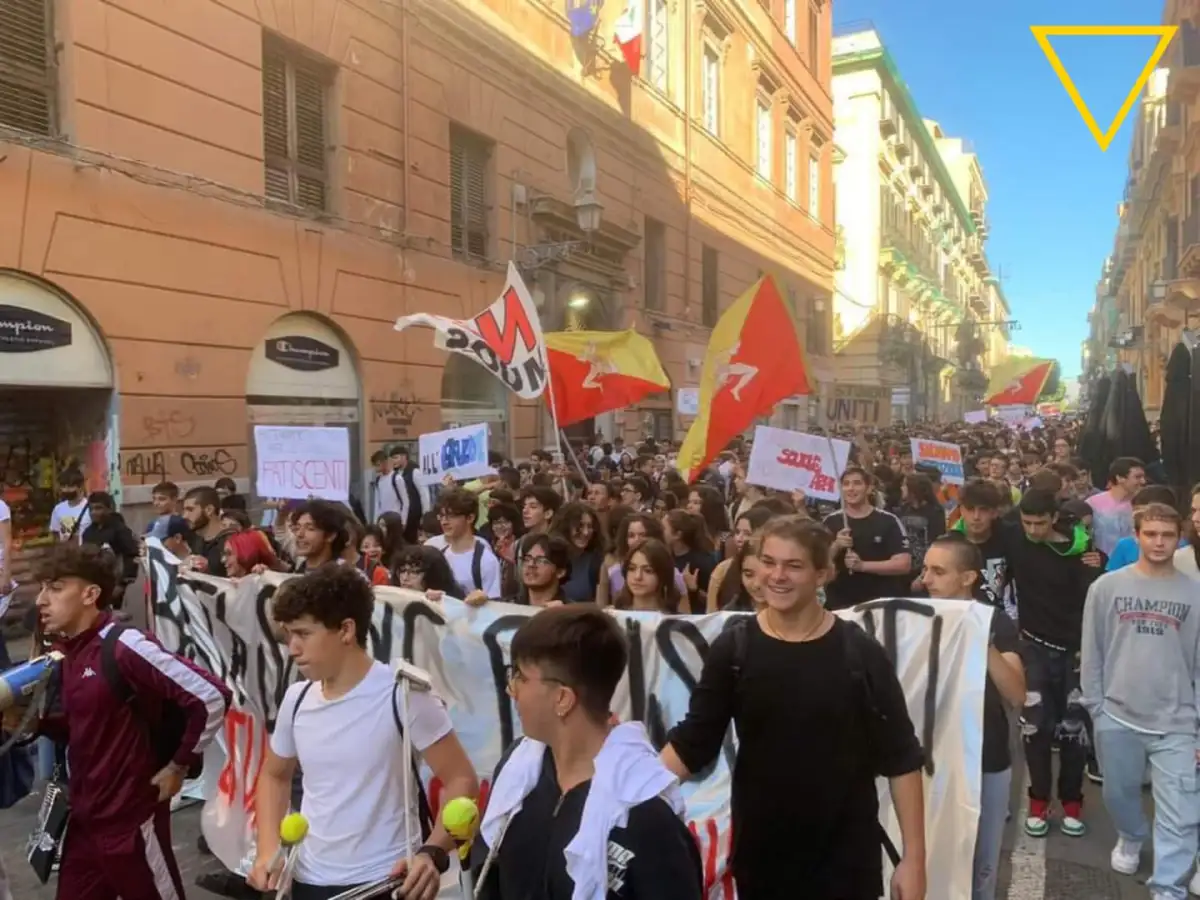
[613,0,643,76]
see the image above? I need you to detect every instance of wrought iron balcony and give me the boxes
[1181,212,1200,277]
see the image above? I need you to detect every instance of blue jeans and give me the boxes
[1095,714,1200,899]
[973,768,1011,900]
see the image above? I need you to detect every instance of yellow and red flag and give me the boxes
[677,275,811,481]
[984,358,1055,407]
[545,329,670,427]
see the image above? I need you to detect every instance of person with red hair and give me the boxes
[221,529,282,577]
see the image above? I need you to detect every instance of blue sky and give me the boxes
[833,0,1171,378]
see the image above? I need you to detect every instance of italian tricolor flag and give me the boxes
[614,0,643,76]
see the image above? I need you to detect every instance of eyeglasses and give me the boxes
[505,663,567,688]
[520,554,556,567]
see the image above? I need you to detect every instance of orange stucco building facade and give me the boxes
[0,0,834,547]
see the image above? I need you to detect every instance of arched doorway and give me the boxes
[440,354,509,452]
[246,313,363,508]
[0,270,116,624]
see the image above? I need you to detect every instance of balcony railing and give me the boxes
[1181,212,1200,276]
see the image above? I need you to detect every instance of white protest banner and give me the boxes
[146,547,988,900]
[993,405,1029,425]
[910,438,965,485]
[254,426,350,502]
[676,387,700,416]
[417,423,494,485]
[963,409,988,425]
[746,426,850,501]
[394,263,547,399]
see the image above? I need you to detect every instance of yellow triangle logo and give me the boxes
[1031,25,1178,151]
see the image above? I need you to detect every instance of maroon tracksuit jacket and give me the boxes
[42,613,228,899]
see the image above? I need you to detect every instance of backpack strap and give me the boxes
[391,682,434,841]
[99,623,135,705]
[727,614,752,684]
[471,540,485,592]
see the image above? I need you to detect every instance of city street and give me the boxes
[0,772,1155,900]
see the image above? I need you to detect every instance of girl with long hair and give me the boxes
[613,539,682,613]
[391,544,463,601]
[663,509,716,613]
[221,529,284,578]
[605,512,688,601]
[687,484,732,557]
[707,505,774,611]
[548,501,606,602]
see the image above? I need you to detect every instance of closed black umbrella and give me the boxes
[1079,375,1112,489]
[1117,369,1159,470]
[1159,342,1191,490]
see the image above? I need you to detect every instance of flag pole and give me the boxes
[543,354,590,482]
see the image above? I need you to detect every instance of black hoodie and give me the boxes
[81,512,140,581]
[1002,520,1101,651]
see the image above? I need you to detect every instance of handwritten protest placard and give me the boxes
[417,422,494,485]
[910,438,965,484]
[746,426,850,501]
[254,426,350,502]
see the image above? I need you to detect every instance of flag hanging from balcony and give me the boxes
[677,275,811,482]
[544,329,670,427]
[614,0,644,75]
[983,357,1055,407]
[566,0,601,37]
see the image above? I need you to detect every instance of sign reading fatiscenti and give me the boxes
[253,425,350,502]
[146,545,990,900]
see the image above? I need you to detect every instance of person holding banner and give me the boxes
[250,565,478,900]
[471,605,704,899]
[921,535,1025,900]
[661,516,927,900]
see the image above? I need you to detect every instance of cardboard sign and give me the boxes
[417,423,494,485]
[821,384,892,427]
[253,426,350,502]
[910,438,965,485]
[746,426,850,501]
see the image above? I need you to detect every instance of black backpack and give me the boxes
[100,625,231,780]
[290,679,434,840]
[726,615,902,866]
[440,539,487,593]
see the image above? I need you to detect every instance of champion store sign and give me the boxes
[0,305,72,353]
[264,335,340,372]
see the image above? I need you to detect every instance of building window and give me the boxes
[647,0,669,92]
[701,44,720,135]
[808,151,820,220]
[702,245,719,326]
[262,36,331,211]
[808,297,827,355]
[644,217,667,311]
[756,96,772,181]
[785,128,798,202]
[784,0,797,43]
[807,1,819,71]
[450,125,492,262]
[0,0,54,135]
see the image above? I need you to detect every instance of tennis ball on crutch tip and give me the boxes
[441,797,479,840]
[279,812,309,845]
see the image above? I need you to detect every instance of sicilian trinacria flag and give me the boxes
[984,357,1055,407]
[613,0,644,75]
[544,329,670,427]
[394,263,548,400]
[677,275,811,482]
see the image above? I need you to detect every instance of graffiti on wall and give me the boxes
[369,392,421,439]
[122,447,243,485]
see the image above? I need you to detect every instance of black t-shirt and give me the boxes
[667,617,923,900]
[971,529,1010,610]
[674,550,716,614]
[822,509,912,611]
[983,607,1020,773]
[473,744,703,900]
[896,502,946,573]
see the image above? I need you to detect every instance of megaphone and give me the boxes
[0,653,62,712]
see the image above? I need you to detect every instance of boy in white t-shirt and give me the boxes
[423,488,503,600]
[249,565,478,900]
[49,470,90,543]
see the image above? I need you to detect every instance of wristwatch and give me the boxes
[417,844,451,874]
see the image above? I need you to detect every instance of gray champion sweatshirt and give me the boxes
[1080,565,1200,735]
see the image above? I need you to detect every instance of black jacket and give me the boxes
[82,513,139,582]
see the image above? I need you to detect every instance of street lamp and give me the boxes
[1151,278,1168,303]
[517,193,604,269]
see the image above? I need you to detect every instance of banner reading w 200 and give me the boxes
[146,548,989,900]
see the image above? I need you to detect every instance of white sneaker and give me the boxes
[1189,865,1200,895]
[1111,837,1142,875]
